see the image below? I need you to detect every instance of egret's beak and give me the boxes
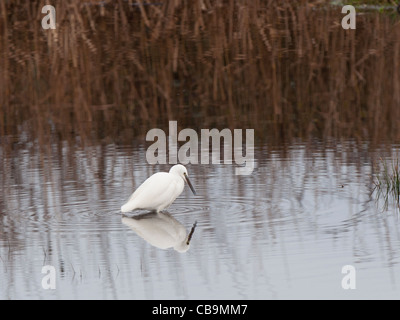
[184,173,196,195]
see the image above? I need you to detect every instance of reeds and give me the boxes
[374,157,400,211]
[0,1,400,146]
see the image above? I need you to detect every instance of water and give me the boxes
[1,138,400,299]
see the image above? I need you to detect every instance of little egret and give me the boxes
[121,164,196,213]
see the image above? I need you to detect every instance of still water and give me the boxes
[0,138,400,299]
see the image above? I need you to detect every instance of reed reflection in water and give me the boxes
[1,140,400,299]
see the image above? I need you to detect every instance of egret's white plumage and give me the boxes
[121,164,196,213]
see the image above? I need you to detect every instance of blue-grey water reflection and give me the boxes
[1,140,400,299]
[122,212,197,253]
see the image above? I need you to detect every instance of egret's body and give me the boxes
[121,164,196,213]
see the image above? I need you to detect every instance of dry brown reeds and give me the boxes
[0,0,400,146]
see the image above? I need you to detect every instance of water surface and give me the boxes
[1,139,399,299]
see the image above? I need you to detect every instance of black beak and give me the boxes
[184,173,196,195]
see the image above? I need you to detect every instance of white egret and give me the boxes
[121,164,196,213]
[122,212,197,253]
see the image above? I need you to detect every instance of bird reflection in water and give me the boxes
[122,212,197,253]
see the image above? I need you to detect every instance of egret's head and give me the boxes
[170,164,196,195]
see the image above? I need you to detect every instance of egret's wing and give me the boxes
[127,172,169,202]
[124,172,179,210]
